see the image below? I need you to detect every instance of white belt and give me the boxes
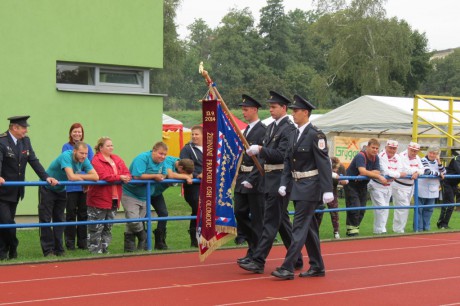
[264,164,284,172]
[240,165,254,172]
[292,169,318,179]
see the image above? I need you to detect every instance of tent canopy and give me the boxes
[162,114,183,131]
[313,95,460,135]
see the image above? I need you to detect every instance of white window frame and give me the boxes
[56,62,150,94]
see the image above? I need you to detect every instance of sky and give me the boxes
[175,0,460,51]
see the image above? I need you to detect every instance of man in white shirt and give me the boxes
[392,142,424,233]
[368,140,405,234]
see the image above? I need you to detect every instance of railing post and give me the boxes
[413,176,419,232]
[145,181,152,251]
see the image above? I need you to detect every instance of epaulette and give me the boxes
[0,133,7,138]
[287,120,294,125]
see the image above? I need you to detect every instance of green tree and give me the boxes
[259,0,296,72]
[420,50,460,96]
[151,0,186,110]
[207,8,267,107]
[314,0,428,97]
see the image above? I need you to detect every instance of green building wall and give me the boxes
[0,0,164,214]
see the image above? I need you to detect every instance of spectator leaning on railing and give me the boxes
[344,138,387,237]
[437,153,460,229]
[368,140,406,235]
[415,146,445,232]
[61,122,94,251]
[39,142,98,257]
[392,142,424,233]
[121,141,167,252]
[86,137,131,254]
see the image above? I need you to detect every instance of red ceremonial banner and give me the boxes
[199,100,218,245]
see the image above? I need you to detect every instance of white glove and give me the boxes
[323,192,334,204]
[242,181,253,189]
[246,145,260,156]
[278,186,286,197]
[332,173,339,179]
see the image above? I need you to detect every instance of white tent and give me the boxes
[313,95,460,135]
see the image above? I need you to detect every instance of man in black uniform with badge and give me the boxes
[271,95,333,280]
[234,94,266,265]
[239,91,303,274]
[0,116,58,260]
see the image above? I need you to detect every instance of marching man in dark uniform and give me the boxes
[0,116,58,260]
[271,95,333,280]
[234,94,266,265]
[239,91,303,274]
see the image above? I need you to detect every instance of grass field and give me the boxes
[3,186,460,265]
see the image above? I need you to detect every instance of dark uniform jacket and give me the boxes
[444,155,460,186]
[280,123,333,201]
[259,116,296,195]
[0,131,49,202]
[235,121,266,194]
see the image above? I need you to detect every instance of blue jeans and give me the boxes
[414,197,435,231]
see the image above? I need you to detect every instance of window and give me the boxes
[56,62,150,94]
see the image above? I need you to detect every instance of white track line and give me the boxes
[1,241,459,285]
[2,256,460,305]
[216,275,460,306]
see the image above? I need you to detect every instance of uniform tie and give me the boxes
[243,125,249,137]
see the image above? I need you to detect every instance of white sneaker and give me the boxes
[334,232,340,239]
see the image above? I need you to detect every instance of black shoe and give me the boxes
[55,251,66,257]
[271,268,294,280]
[299,269,325,278]
[346,232,358,237]
[237,256,251,264]
[239,261,264,274]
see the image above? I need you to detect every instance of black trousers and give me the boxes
[64,191,88,249]
[184,184,200,230]
[234,191,265,258]
[438,183,457,227]
[38,187,66,256]
[345,182,369,228]
[0,199,19,258]
[253,193,301,266]
[151,193,168,231]
[281,199,323,272]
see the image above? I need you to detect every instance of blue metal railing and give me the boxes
[0,179,200,251]
[0,175,458,251]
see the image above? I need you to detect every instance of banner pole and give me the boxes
[199,62,264,176]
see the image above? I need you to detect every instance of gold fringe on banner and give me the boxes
[198,226,237,262]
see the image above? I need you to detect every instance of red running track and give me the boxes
[1,232,460,305]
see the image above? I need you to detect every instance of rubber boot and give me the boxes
[124,232,136,253]
[154,229,168,250]
[189,229,198,248]
[135,230,147,251]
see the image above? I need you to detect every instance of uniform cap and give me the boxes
[386,140,398,148]
[267,91,291,105]
[239,94,262,108]
[289,94,316,111]
[408,142,420,151]
[8,116,30,127]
